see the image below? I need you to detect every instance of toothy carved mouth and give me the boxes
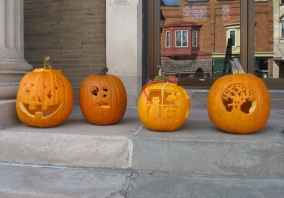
[18,101,61,118]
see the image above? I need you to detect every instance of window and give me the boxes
[258,58,269,78]
[176,30,188,47]
[166,31,170,48]
[229,29,236,46]
[192,30,198,47]
[184,6,207,21]
[282,20,284,38]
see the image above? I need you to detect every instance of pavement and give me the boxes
[0,90,284,197]
[0,162,284,198]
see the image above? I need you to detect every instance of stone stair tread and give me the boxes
[0,106,283,178]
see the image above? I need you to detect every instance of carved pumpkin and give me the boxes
[16,57,74,127]
[79,67,127,125]
[207,59,270,134]
[137,80,190,131]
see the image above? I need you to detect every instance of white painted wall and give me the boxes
[106,0,142,107]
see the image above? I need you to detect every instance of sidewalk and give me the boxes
[0,163,283,198]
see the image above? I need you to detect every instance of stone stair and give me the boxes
[0,90,283,197]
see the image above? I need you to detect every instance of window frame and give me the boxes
[282,20,284,38]
[192,30,198,47]
[228,29,236,46]
[165,31,171,48]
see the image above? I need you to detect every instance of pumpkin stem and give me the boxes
[230,58,245,74]
[44,56,52,69]
[99,67,109,76]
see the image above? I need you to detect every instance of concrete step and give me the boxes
[0,163,283,198]
[1,105,283,179]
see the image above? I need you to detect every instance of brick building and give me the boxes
[160,0,274,78]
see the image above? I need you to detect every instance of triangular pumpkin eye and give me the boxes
[47,90,52,99]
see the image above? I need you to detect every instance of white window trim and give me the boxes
[175,30,188,47]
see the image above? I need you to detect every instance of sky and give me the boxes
[162,0,180,6]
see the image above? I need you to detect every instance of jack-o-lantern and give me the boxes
[137,74,190,131]
[79,67,127,125]
[16,57,74,127]
[207,59,270,134]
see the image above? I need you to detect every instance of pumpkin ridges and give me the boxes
[16,65,74,128]
[138,82,190,131]
[105,75,126,124]
[251,74,270,131]
[208,73,270,134]
[79,72,127,125]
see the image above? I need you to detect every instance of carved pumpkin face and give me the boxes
[207,73,270,134]
[137,82,190,131]
[79,68,127,125]
[16,68,74,127]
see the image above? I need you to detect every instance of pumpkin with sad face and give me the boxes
[79,67,127,125]
[16,57,74,127]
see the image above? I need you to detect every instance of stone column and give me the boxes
[106,0,142,107]
[0,0,32,127]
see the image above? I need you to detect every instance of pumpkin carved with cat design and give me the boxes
[16,57,74,127]
[137,70,190,131]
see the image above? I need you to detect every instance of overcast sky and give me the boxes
[162,0,180,6]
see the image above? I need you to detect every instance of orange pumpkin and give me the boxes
[79,67,127,125]
[207,59,270,134]
[137,81,190,131]
[16,57,74,127]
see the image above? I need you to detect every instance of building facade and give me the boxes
[160,0,275,79]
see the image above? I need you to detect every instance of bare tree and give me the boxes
[222,83,255,112]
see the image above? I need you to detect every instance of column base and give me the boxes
[0,58,33,99]
[0,99,20,128]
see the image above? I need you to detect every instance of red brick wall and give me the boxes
[161,0,273,58]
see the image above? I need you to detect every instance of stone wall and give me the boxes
[24,0,106,105]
